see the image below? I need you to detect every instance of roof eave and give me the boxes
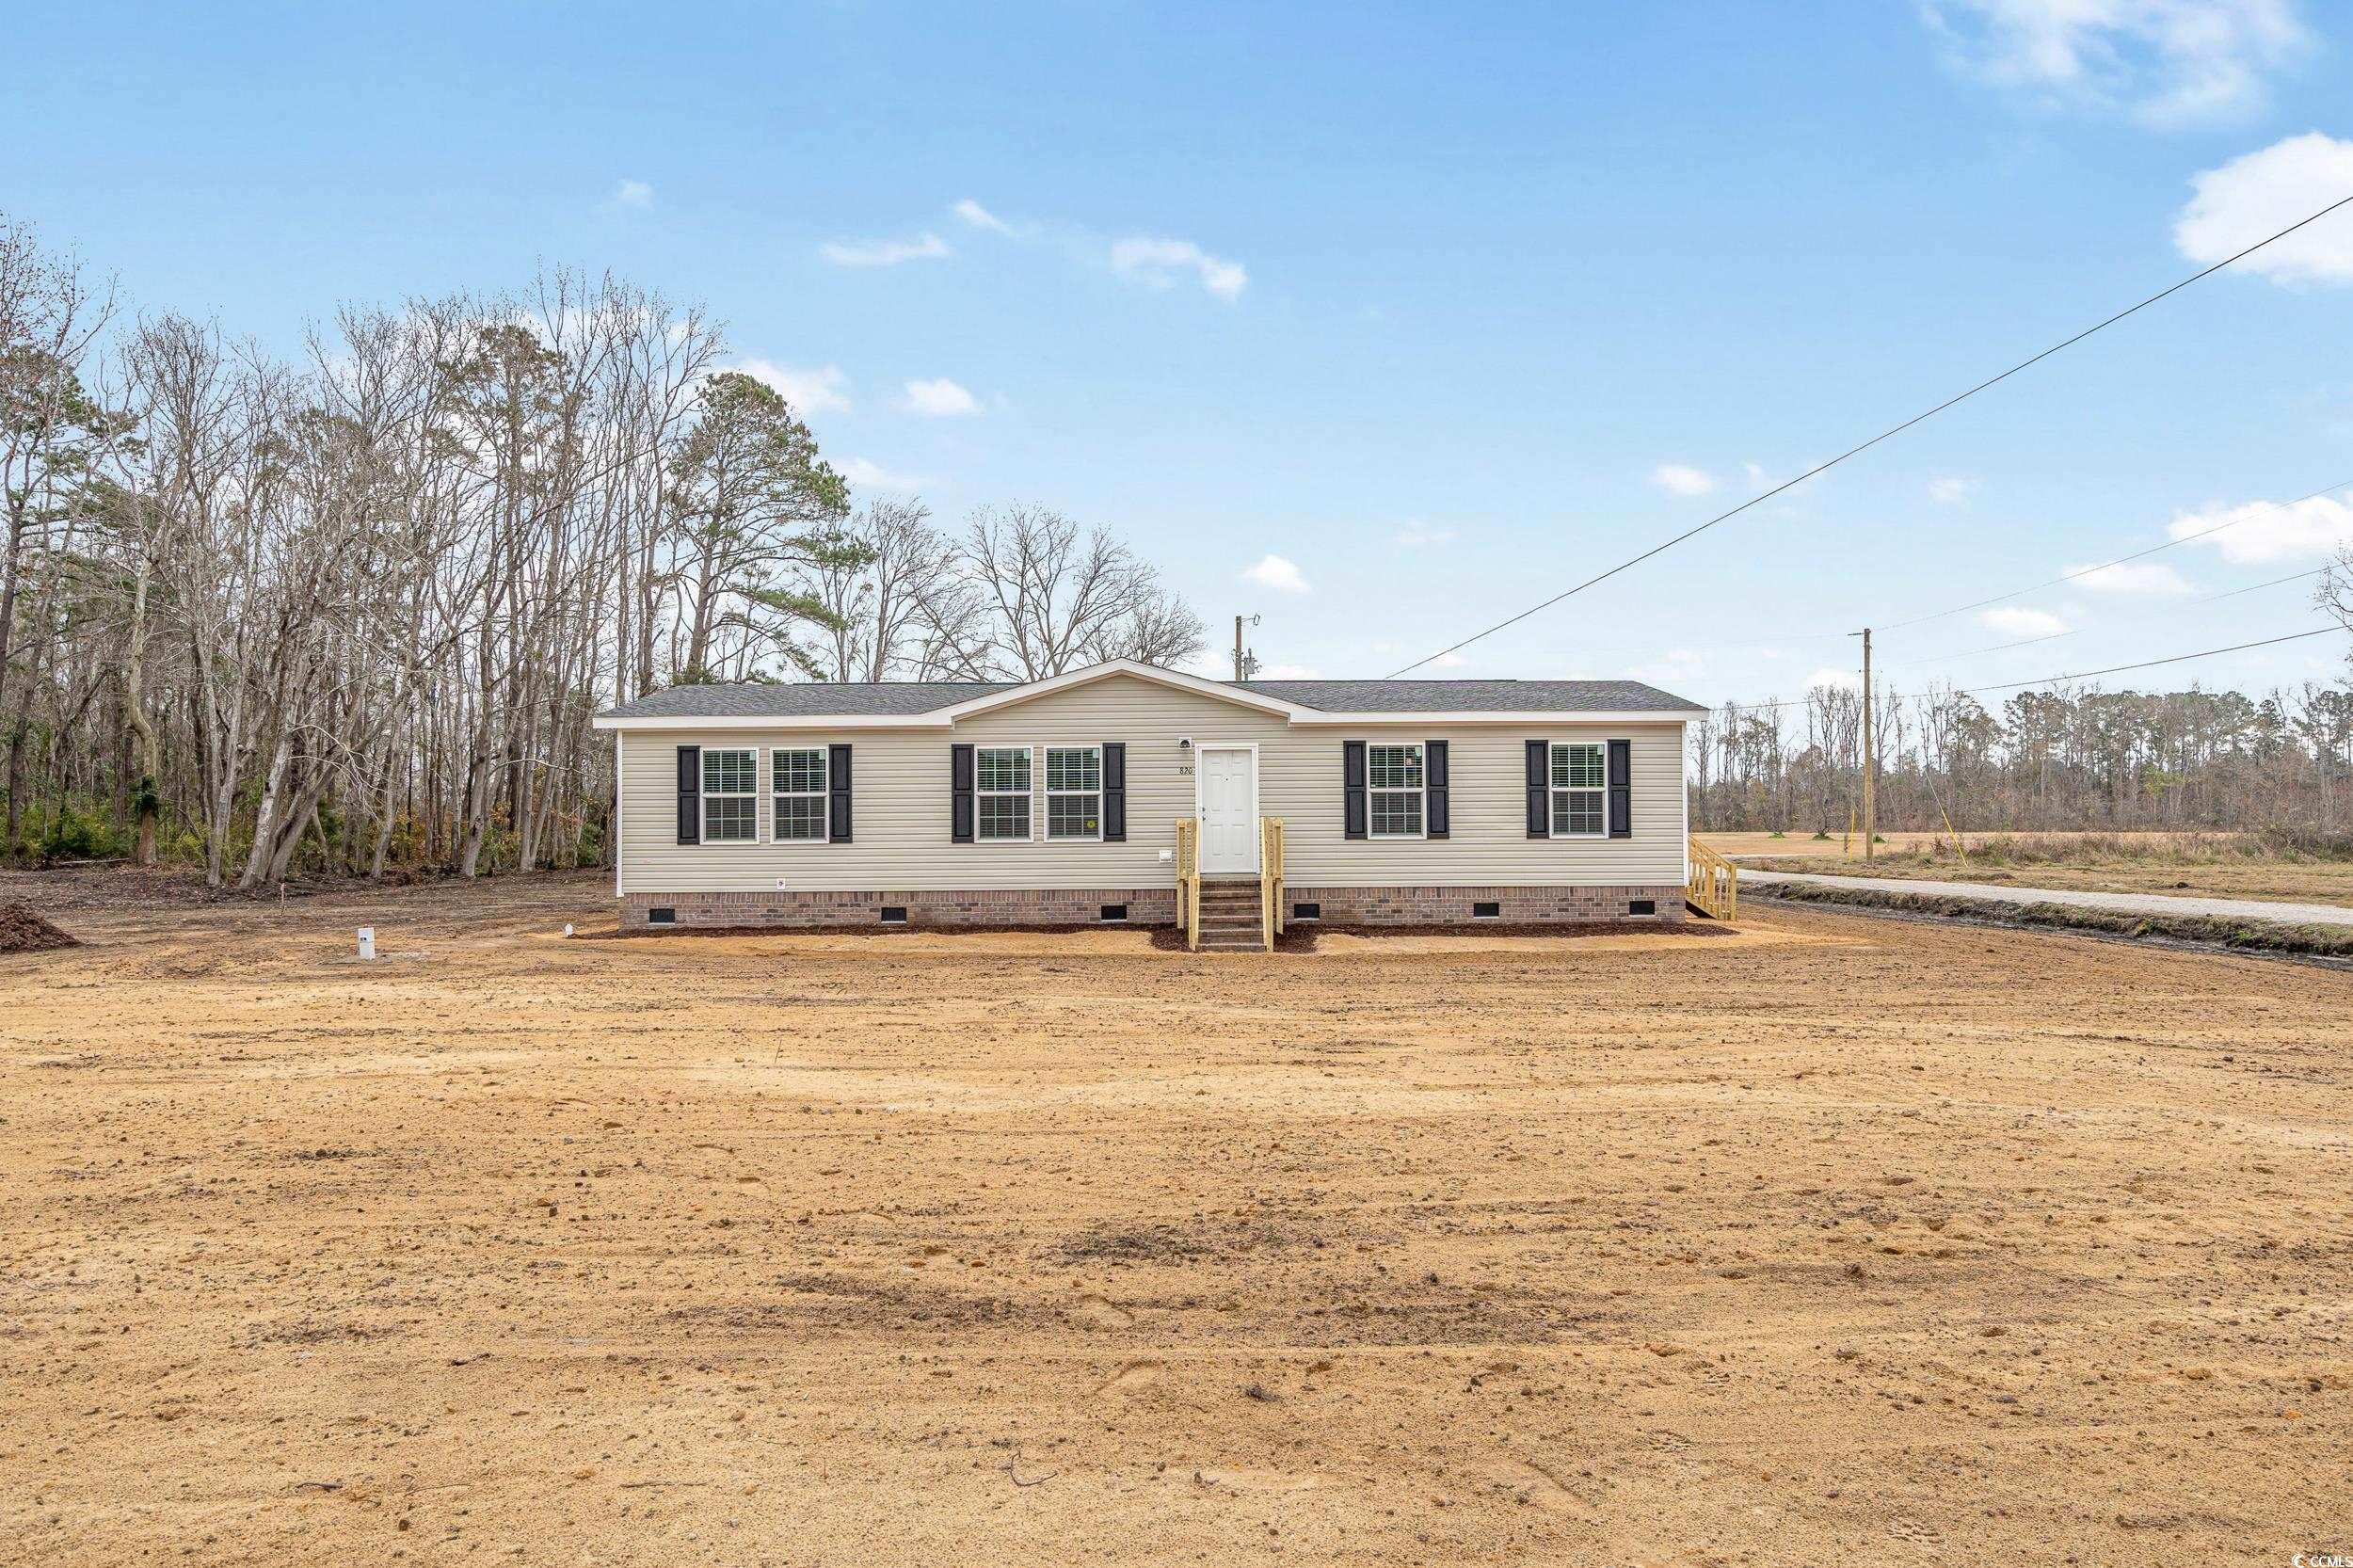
[591,712,955,731]
[1286,709,1705,726]
[593,706,1706,730]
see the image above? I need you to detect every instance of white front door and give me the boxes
[1196,746,1258,873]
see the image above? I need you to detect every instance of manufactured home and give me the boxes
[592,660,1723,949]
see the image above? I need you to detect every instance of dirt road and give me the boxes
[1745,868,2353,927]
[3,872,2347,1565]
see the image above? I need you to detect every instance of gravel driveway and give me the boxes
[1744,869,2353,928]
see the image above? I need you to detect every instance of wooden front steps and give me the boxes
[1194,877,1267,951]
[1175,816,1287,951]
[1686,836,1739,920]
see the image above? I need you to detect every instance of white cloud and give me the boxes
[1394,522,1459,548]
[1928,475,1977,504]
[1922,0,2311,125]
[1980,606,2070,637]
[729,360,849,414]
[2167,493,2353,562]
[1808,666,1863,692]
[1257,663,1322,680]
[1241,553,1310,595]
[1651,463,1717,497]
[820,232,952,268]
[2175,134,2353,286]
[1630,648,1706,685]
[1742,461,1770,488]
[952,199,1012,234]
[838,456,933,494]
[2065,559,2196,594]
[1110,236,1248,300]
[1428,651,1471,670]
[611,179,653,209]
[900,377,981,417]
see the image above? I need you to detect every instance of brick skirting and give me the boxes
[621,888,1179,930]
[1285,884,1684,924]
[619,883,1681,930]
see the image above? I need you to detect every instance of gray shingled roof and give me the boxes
[598,673,1702,721]
[602,682,1007,719]
[1236,679,1699,712]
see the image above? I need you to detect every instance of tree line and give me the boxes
[0,216,1202,885]
[1689,678,2353,840]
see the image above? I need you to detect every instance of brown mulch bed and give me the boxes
[1302,919,1731,940]
[577,918,1729,951]
[577,920,1170,943]
[0,903,81,954]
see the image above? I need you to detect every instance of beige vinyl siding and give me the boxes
[616,673,1686,894]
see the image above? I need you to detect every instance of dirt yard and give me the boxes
[3,872,2347,1566]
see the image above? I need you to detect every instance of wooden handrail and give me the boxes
[1175,818,1200,951]
[1686,836,1738,920]
[1258,816,1285,951]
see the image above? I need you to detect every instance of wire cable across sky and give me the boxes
[1712,624,2343,715]
[1887,561,2340,668]
[1877,477,2353,633]
[1388,192,2353,678]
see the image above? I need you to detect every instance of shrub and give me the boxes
[39,805,122,861]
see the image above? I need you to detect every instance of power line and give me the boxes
[1959,625,2338,696]
[1711,624,2342,714]
[1878,478,2353,632]
[1389,191,2353,678]
[1887,561,2337,667]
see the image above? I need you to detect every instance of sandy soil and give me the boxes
[3,872,2348,1566]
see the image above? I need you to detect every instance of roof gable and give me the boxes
[924,661,1311,724]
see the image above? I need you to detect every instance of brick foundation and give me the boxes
[619,883,1681,930]
[621,888,1179,930]
[1284,884,1684,924]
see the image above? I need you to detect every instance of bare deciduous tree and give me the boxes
[0,216,1222,886]
[916,503,1204,681]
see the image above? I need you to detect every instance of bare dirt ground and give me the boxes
[3,872,2348,1566]
[1708,831,2353,907]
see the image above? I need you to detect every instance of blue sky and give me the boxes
[8,0,2353,705]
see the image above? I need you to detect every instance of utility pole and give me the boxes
[1859,626,1876,861]
[1232,614,1259,681]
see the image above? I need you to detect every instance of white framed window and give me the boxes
[1549,742,1606,838]
[975,746,1032,841]
[1045,745,1102,841]
[701,747,757,843]
[1368,743,1425,839]
[771,747,828,842]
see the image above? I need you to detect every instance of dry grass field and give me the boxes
[3,871,2348,1566]
[1708,829,2353,907]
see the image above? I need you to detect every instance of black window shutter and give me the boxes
[676,744,701,844]
[1342,742,1367,840]
[828,744,853,842]
[1608,738,1632,839]
[1525,740,1548,838]
[1101,742,1126,841]
[1424,740,1449,839]
[951,744,975,842]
